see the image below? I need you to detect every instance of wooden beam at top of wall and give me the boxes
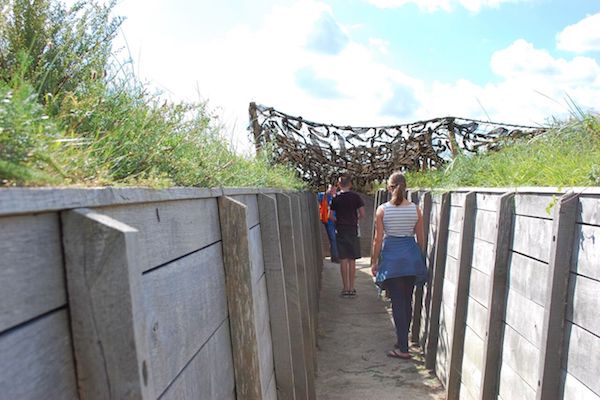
[218,196,263,400]
[536,192,579,400]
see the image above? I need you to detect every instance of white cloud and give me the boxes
[114,1,600,153]
[557,13,600,53]
[366,0,530,13]
[369,37,391,55]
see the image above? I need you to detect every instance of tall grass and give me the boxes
[0,0,303,189]
[405,114,600,188]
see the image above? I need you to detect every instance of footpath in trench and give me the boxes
[315,257,445,400]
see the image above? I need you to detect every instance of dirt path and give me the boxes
[315,257,445,400]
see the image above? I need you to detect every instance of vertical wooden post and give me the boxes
[61,208,153,400]
[275,193,309,400]
[425,192,451,370]
[418,191,433,347]
[290,193,317,400]
[479,192,515,400]
[218,196,263,400]
[249,102,264,153]
[410,191,425,344]
[258,194,296,400]
[536,192,579,400]
[446,192,477,399]
[447,118,459,158]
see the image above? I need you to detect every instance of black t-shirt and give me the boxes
[330,191,364,231]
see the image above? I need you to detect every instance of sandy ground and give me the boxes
[315,258,445,400]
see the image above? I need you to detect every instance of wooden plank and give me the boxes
[579,196,600,225]
[505,289,544,348]
[447,192,477,400]
[411,191,432,344]
[425,192,451,370]
[448,205,465,233]
[275,193,309,400]
[62,208,152,399]
[290,193,317,399]
[536,192,579,400]
[0,310,78,399]
[572,224,600,281]
[515,193,558,219]
[472,239,495,276]
[498,362,536,400]
[257,194,296,400]
[249,225,266,285]
[299,192,319,357]
[461,326,485,399]
[142,244,228,395]
[480,192,515,400]
[447,230,461,259]
[445,255,460,285]
[229,194,260,228]
[508,252,548,307]
[469,268,490,310]
[0,213,65,333]
[466,297,488,340]
[100,198,221,272]
[159,321,235,400]
[218,196,263,400]
[503,325,541,390]
[476,192,501,212]
[254,276,276,399]
[563,322,600,396]
[474,209,497,243]
[562,371,600,400]
[568,273,600,337]
[512,215,553,263]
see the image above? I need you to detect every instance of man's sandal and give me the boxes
[387,349,412,359]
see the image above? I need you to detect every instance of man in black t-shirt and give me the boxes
[330,175,365,297]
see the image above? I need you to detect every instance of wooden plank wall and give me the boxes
[0,189,322,400]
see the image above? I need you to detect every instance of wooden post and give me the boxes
[61,208,153,400]
[410,191,424,344]
[536,192,579,400]
[289,194,317,399]
[447,118,459,158]
[218,196,263,400]
[257,194,296,400]
[479,192,515,400]
[418,191,433,347]
[249,102,264,153]
[275,193,309,400]
[446,192,477,399]
[425,192,451,370]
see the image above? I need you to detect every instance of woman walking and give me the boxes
[371,172,427,359]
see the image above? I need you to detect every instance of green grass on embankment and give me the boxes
[405,114,600,189]
[0,0,303,189]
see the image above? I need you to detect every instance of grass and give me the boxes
[404,114,600,189]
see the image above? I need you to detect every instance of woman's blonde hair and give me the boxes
[388,172,407,206]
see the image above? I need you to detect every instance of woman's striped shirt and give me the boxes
[382,201,418,237]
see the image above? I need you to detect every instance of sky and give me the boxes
[111,0,600,152]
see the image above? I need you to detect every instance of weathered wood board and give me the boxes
[564,322,600,396]
[511,215,553,263]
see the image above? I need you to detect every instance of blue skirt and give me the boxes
[375,236,428,288]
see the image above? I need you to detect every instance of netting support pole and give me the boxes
[249,102,263,153]
[447,117,458,158]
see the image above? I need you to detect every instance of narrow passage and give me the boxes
[315,257,445,400]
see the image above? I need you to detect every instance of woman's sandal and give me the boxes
[387,349,412,359]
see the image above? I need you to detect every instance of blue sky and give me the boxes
[112,0,600,151]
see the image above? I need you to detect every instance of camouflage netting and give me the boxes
[250,103,546,189]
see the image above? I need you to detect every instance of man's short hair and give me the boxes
[338,175,352,187]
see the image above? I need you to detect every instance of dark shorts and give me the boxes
[336,229,361,260]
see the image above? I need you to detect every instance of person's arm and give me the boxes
[371,205,384,276]
[357,206,366,220]
[415,206,425,254]
[329,197,337,222]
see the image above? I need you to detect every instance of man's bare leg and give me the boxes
[349,259,357,292]
[340,259,350,292]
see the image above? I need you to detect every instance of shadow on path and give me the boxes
[315,258,445,400]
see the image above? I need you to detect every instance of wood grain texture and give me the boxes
[466,296,488,340]
[568,273,600,337]
[536,192,579,400]
[229,194,260,228]
[505,289,544,348]
[508,252,548,307]
[563,322,600,396]
[480,192,515,400]
[218,196,263,400]
[502,324,541,389]
[562,370,600,400]
[474,209,498,243]
[258,194,296,400]
[253,276,276,399]
[468,268,490,310]
[498,362,536,400]
[572,224,600,281]
[100,198,220,272]
[512,215,553,263]
[471,239,495,276]
[275,193,309,400]
[0,310,78,400]
[460,326,484,399]
[249,225,267,285]
[62,208,152,399]
[0,213,66,333]
[476,192,502,212]
[411,191,432,344]
[159,321,235,400]
[142,243,228,396]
